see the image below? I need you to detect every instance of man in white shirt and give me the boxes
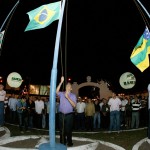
[35,97,44,128]
[0,84,6,126]
[76,97,86,130]
[108,92,121,133]
[8,93,18,123]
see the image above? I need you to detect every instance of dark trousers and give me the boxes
[9,110,17,124]
[59,113,73,145]
[46,113,49,129]
[35,114,42,129]
[77,112,85,130]
[17,113,28,131]
[0,102,4,126]
[56,112,60,130]
[101,112,110,129]
[148,109,150,139]
[120,111,126,125]
[86,116,93,131]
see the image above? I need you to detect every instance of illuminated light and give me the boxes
[119,72,136,89]
[7,72,23,88]
[68,78,71,81]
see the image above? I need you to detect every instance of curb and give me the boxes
[0,135,126,150]
[132,137,150,150]
[0,127,10,140]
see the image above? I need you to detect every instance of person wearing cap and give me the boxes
[0,84,6,126]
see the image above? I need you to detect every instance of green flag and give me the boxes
[130,27,150,72]
[25,1,61,31]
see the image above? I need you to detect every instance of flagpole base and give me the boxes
[39,143,67,150]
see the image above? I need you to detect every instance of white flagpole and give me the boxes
[0,0,20,32]
[136,0,150,18]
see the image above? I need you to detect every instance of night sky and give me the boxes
[0,0,150,94]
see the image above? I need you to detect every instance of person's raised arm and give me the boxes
[56,76,64,95]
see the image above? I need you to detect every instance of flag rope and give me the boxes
[59,0,69,91]
[64,0,68,86]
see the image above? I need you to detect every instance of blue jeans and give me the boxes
[42,114,46,128]
[0,102,4,126]
[131,111,139,129]
[18,113,28,131]
[28,115,33,128]
[109,110,120,131]
[93,112,101,128]
[18,113,23,131]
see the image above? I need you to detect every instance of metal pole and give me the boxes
[136,0,150,18]
[39,0,67,149]
[0,0,20,32]
[148,84,150,139]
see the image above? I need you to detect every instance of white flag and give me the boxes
[0,31,5,49]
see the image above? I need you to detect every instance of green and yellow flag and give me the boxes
[25,1,61,31]
[130,27,150,72]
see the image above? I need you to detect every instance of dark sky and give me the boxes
[0,0,150,94]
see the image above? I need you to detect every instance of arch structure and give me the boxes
[72,76,112,100]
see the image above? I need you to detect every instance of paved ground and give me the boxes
[0,133,124,150]
[139,141,150,150]
[0,126,150,150]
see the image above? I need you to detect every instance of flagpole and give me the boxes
[138,0,150,139]
[39,0,67,150]
[148,84,150,139]
[136,0,150,18]
[136,0,150,140]
[0,0,20,32]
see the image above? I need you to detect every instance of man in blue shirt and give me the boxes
[56,76,77,147]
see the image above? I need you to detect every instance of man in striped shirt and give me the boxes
[131,95,142,129]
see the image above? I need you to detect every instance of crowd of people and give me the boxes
[75,92,148,133]
[0,80,149,146]
[3,90,148,133]
[4,93,50,133]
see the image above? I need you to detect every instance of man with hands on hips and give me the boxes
[56,76,77,147]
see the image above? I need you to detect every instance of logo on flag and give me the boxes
[34,6,55,25]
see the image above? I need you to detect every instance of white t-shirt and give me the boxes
[35,100,44,114]
[0,90,6,101]
[99,102,104,111]
[108,97,121,112]
[76,102,86,113]
[121,99,128,111]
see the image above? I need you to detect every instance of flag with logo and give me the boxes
[25,1,61,31]
[0,31,5,49]
[130,27,150,72]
